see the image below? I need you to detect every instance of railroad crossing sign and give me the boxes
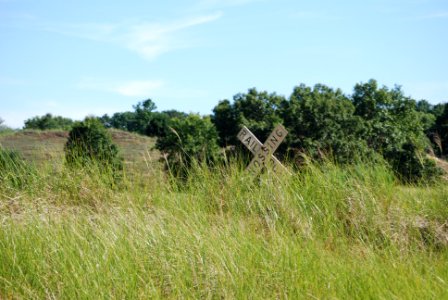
[237,124,288,174]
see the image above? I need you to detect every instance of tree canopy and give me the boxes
[20,79,447,182]
[24,113,74,130]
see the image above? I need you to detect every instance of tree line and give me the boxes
[18,79,448,182]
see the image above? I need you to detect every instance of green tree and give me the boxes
[280,83,368,163]
[352,80,430,153]
[100,99,159,135]
[432,103,448,156]
[352,79,440,181]
[132,99,157,134]
[145,110,187,137]
[234,88,284,140]
[212,88,285,147]
[156,114,220,176]
[108,112,136,131]
[211,100,239,147]
[64,117,123,173]
[24,113,74,130]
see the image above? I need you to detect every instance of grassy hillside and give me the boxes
[0,129,159,168]
[1,131,448,298]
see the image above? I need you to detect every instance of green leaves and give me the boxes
[64,118,123,174]
[24,113,74,130]
[210,80,444,183]
[156,114,221,177]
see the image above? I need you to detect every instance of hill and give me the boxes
[0,129,159,168]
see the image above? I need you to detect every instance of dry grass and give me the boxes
[0,129,159,168]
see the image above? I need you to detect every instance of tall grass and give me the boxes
[0,157,447,299]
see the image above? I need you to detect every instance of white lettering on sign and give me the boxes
[237,125,288,174]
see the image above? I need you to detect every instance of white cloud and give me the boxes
[44,13,222,61]
[78,78,164,97]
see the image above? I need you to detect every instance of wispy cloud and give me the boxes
[43,13,222,61]
[78,78,164,97]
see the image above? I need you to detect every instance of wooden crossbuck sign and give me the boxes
[237,124,288,174]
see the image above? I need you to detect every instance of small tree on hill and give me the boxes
[64,118,123,173]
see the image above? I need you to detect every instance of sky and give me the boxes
[1,0,448,128]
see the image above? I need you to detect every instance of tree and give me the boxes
[212,88,285,147]
[280,83,368,163]
[146,110,187,137]
[352,79,440,181]
[24,113,74,130]
[432,103,448,156]
[108,112,137,131]
[64,117,123,173]
[132,99,157,134]
[211,100,239,147]
[156,114,221,176]
[352,80,431,153]
[99,99,159,135]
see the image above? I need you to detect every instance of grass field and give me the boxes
[1,131,448,299]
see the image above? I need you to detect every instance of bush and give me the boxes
[386,142,442,183]
[64,118,123,174]
[155,114,221,177]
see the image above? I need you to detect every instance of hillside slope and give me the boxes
[0,129,159,167]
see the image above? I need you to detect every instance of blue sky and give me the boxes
[1,0,447,128]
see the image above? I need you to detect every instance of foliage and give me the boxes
[351,80,440,180]
[64,117,123,174]
[156,114,220,176]
[432,103,448,156]
[212,88,284,147]
[24,113,74,130]
[98,100,156,134]
[352,80,429,152]
[211,100,239,147]
[280,84,369,163]
[387,142,442,183]
[210,80,444,182]
[98,99,188,139]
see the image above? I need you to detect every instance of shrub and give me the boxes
[155,114,221,177]
[386,142,442,183]
[64,118,123,173]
